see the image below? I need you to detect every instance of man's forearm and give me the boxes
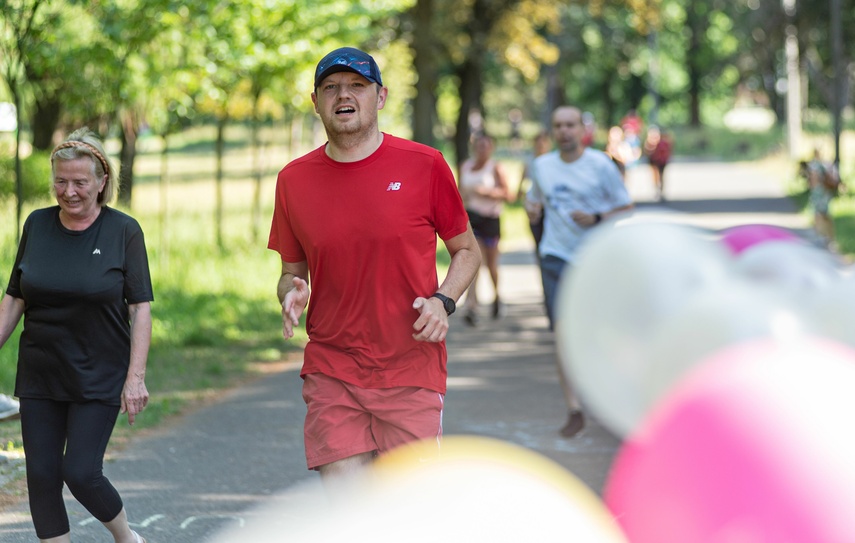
[439,246,481,301]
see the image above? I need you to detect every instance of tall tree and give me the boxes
[409,0,438,147]
[404,0,562,166]
[0,0,49,240]
[20,2,101,149]
[85,0,174,205]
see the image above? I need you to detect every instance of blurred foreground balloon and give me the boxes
[605,338,855,543]
[720,223,801,254]
[212,436,628,542]
[806,275,855,349]
[644,279,803,414]
[557,221,731,437]
[734,239,844,291]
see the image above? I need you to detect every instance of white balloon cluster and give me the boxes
[555,215,849,438]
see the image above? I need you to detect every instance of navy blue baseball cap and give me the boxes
[314,47,383,88]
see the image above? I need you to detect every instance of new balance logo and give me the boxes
[92,248,101,255]
[386,182,402,191]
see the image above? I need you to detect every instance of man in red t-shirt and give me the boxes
[268,47,480,481]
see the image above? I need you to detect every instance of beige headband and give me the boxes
[51,141,111,177]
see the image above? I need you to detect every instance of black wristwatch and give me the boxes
[430,292,456,316]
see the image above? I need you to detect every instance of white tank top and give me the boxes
[460,158,503,218]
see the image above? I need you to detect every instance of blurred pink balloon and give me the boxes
[720,224,800,254]
[604,338,855,543]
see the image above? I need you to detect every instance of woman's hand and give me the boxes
[125,302,152,426]
[121,372,149,426]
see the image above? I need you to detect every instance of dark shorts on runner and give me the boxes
[302,373,444,470]
[467,209,501,249]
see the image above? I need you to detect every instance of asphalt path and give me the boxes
[0,159,812,541]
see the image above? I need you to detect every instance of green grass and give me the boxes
[667,124,787,161]
[830,196,855,255]
[785,185,855,256]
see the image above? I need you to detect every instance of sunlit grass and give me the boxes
[829,195,855,256]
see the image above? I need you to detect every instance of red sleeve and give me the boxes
[267,171,307,262]
[430,151,469,240]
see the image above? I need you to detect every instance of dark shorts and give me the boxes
[467,209,501,248]
[529,215,544,247]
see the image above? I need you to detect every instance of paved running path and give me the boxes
[0,159,811,541]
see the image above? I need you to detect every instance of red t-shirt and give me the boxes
[268,134,469,393]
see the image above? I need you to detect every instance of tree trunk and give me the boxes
[215,115,227,250]
[250,93,263,244]
[118,112,139,206]
[685,0,705,127]
[410,0,438,148]
[13,85,23,243]
[159,133,170,271]
[544,61,566,125]
[602,70,616,128]
[763,57,783,123]
[30,95,62,151]
[454,58,484,172]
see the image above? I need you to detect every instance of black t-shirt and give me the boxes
[6,206,154,404]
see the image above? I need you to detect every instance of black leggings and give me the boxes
[20,398,123,539]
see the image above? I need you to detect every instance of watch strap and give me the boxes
[430,292,455,315]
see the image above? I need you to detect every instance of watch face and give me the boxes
[433,293,454,315]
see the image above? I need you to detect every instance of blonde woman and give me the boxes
[0,128,151,543]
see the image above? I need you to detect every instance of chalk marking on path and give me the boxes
[180,515,245,529]
[131,514,166,527]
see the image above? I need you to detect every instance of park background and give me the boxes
[0,0,854,494]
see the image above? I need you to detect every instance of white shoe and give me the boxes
[0,394,19,421]
[132,530,147,543]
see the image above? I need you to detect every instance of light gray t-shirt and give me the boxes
[527,148,631,263]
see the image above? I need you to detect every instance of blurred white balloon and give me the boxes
[644,278,805,413]
[556,221,732,438]
[733,240,844,291]
[805,275,855,349]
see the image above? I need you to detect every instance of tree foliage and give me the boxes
[2,0,854,223]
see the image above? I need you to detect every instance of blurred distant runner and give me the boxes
[458,132,512,325]
[643,126,673,201]
[526,106,633,438]
[807,148,841,249]
[268,47,480,486]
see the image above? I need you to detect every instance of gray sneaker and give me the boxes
[0,394,20,421]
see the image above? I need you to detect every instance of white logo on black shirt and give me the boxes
[92,248,101,255]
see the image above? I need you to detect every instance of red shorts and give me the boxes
[302,373,444,470]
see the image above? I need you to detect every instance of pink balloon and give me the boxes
[605,338,855,543]
[720,224,800,254]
